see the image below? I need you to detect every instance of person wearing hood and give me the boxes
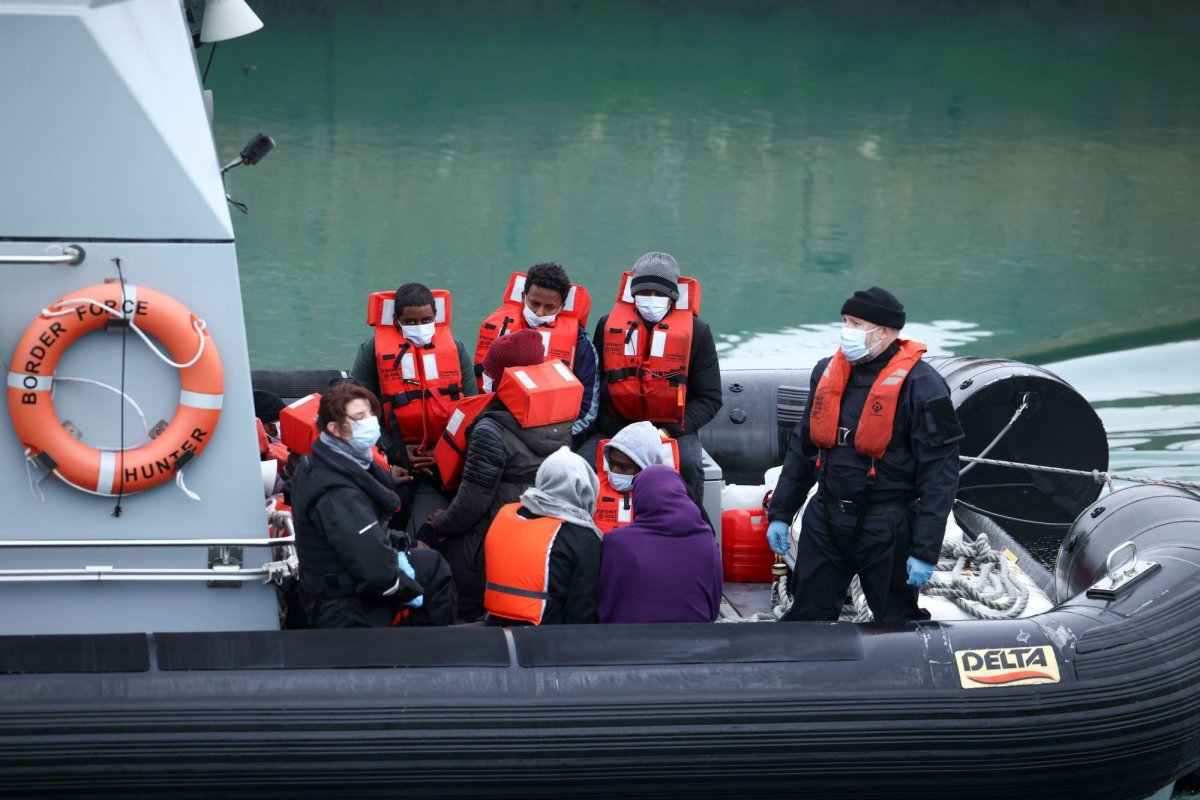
[483,447,603,626]
[288,381,457,628]
[427,328,574,621]
[583,252,722,513]
[597,465,722,624]
[594,421,672,534]
[765,287,963,623]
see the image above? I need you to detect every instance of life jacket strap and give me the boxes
[486,581,551,601]
[389,389,427,409]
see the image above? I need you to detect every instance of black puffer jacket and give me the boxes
[289,437,423,627]
[432,400,573,615]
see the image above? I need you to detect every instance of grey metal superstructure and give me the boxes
[0,0,276,634]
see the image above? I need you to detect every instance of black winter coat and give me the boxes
[432,400,573,613]
[766,342,964,564]
[289,438,423,627]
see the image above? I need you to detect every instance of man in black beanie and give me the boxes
[764,286,963,623]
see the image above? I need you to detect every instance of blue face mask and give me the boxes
[839,325,880,363]
[347,416,380,455]
[608,470,635,493]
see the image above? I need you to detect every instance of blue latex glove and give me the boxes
[766,520,791,555]
[906,556,936,587]
[395,551,423,607]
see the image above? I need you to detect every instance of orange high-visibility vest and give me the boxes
[369,289,464,449]
[599,272,703,426]
[809,339,928,459]
[484,503,563,625]
[473,272,592,382]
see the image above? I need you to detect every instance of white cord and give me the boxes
[23,448,46,502]
[51,375,151,448]
[176,469,201,502]
[42,299,207,370]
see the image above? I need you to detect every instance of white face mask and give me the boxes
[481,373,494,393]
[840,325,880,363]
[634,296,671,324]
[347,416,380,455]
[522,304,558,328]
[608,470,634,493]
[401,322,436,347]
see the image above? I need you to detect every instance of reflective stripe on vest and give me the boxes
[809,339,928,460]
[375,323,464,448]
[432,393,495,490]
[474,308,580,382]
[600,301,693,425]
[483,503,563,625]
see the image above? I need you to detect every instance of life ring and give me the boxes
[6,282,223,496]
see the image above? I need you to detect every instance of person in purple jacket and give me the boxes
[597,464,723,623]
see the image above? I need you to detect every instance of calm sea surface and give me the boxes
[212,2,1198,791]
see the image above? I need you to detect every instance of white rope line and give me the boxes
[23,448,45,502]
[42,299,208,370]
[959,455,1200,492]
[175,469,201,502]
[51,375,151,449]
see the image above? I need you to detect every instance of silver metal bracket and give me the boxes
[207,545,243,589]
[1086,540,1160,600]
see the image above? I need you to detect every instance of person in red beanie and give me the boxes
[427,328,574,621]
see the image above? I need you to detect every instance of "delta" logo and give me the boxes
[954,645,1061,689]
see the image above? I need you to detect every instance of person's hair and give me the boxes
[316,381,380,434]
[524,263,571,305]
[395,282,435,313]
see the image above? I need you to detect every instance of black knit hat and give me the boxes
[840,287,906,329]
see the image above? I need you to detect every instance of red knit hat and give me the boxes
[483,328,545,381]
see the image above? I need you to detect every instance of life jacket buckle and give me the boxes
[837,426,853,446]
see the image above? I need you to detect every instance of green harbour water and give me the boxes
[212,1,1200,492]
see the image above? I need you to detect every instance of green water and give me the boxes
[211,0,1200,488]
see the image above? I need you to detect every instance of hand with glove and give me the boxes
[766,520,791,555]
[395,551,425,607]
[905,556,936,587]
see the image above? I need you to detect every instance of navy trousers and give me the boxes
[782,494,929,623]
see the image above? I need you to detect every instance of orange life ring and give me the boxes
[7,282,223,496]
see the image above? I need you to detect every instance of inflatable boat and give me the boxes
[2,2,1199,798]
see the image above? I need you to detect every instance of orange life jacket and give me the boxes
[369,289,465,449]
[809,339,928,460]
[593,436,681,534]
[473,272,592,383]
[280,392,320,455]
[483,503,563,625]
[432,393,494,490]
[599,272,702,426]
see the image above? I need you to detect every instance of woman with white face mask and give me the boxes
[288,382,458,628]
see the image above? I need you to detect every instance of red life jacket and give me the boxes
[432,393,494,490]
[593,436,681,534]
[368,289,465,449]
[483,503,563,625]
[809,339,928,460]
[473,272,593,384]
[599,272,703,426]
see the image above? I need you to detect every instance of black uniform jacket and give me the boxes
[766,341,964,564]
[290,437,423,602]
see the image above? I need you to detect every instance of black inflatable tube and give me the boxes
[1,541,1198,800]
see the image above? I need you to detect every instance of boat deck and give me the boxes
[721,582,776,618]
